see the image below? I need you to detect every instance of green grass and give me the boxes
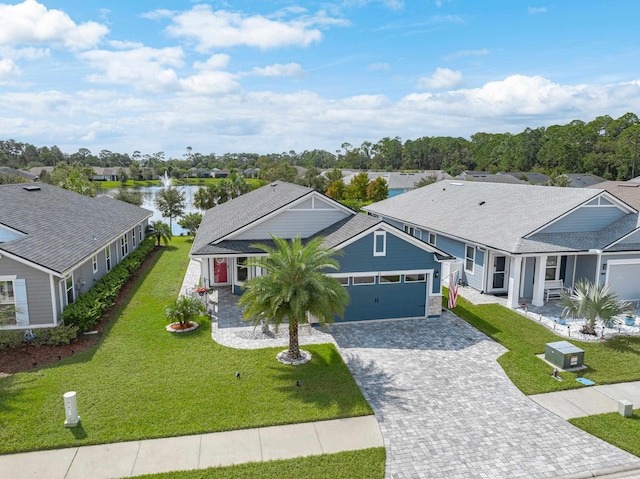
[0,238,371,454]
[570,411,640,457]
[447,292,640,395]
[131,448,386,479]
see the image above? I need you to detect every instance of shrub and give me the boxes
[0,330,25,350]
[62,237,155,332]
[32,325,80,346]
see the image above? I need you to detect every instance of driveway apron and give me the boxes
[329,311,640,479]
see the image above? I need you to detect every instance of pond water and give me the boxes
[103,185,202,236]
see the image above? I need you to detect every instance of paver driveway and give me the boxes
[329,311,640,479]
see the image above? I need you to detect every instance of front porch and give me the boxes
[456,286,640,342]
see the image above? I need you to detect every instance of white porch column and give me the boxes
[507,256,523,309]
[532,255,547,307]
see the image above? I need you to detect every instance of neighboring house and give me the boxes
[211,169,230,178]
[501,172,551,185]
[0,183,152,330]
[28,166,54,178]
[455,171,529,185]
[342,170,450,197]
[187,167,211,178]
[92,167,130,182]
[243,167,260,178]
[0,167,38,182]
[364,181,640,309]
[565,173,606,188]
[190,181,450,321]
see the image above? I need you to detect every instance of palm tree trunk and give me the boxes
[288,318,300,359]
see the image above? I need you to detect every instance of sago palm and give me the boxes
[560,279,630,334]
[239,235,349,361]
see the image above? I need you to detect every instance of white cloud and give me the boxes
[248,63,306,77]
[445,48,490,60]
[428,14,464,24]
[343,0,404,9]
[0,57,20,83]
[0,0,109,50]
[528,6,547,14]
[417,67,463,90]
[194,54,231,71]
[368,62,390,71]
[162,5,325,51]
[79,46,184,92]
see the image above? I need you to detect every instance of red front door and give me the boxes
[213,258,228,283]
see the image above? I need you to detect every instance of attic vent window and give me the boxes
[22,185,41,191]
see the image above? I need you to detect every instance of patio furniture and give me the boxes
[544,279,567,301]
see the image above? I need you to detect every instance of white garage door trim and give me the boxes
[605,259,640,302]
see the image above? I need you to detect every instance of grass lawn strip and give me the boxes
[446,291,640,395]
[130,448,386,479]
[0,237,371,454]
[570,411,640,457]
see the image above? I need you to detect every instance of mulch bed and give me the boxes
[0,246,163,377]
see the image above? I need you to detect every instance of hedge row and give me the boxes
[61,236,155,332]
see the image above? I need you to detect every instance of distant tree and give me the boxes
[366,177,388,202]
[326,179,345,200]
[194,183,224,210]
[0,172,29,185]
[548,174,571,187]
[259,159,298,182]
[147,220,172,246]
[154,187,186,230]
[129,161,141,181]
[414,175,438,188]
[178,212,203,236]
[344,172,369,201]
[118,167,129,184]
[300,166,328,192]
[45,163,96,196]
[325,167,343,183]
[112,189,143,206]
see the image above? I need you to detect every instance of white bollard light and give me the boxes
[63,391,80,427]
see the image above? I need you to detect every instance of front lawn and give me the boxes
[570,410,640,457]
[0,237,371,454]
[131,448,386,479]
[447,292,640,395]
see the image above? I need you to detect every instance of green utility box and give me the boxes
[545,341,584,369]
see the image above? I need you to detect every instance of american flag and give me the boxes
[448,269,459,309]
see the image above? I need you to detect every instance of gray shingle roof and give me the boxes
[0,183,152,274]
[364,181,626,253]
[191,181,315,255]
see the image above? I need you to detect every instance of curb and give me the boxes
[555,461,640,478]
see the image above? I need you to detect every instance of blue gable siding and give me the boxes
[541,206,627,234]
[336,230,441,293]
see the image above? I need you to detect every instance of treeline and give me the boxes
[2,112,639,180]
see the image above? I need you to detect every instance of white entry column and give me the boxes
[532,255,547,307]
[507,256,523,309]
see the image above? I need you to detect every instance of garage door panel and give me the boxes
[340,281,427,322]
[607,263,640,301]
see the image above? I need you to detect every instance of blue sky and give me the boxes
[1,0,640,158]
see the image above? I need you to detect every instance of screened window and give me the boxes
[545,256,559,280]
[121,234,128,257]
[139,226,143,242]
[353,276,375,285]
[65,275,74,305]
[92,254,98,274]
[405,273,426,282]
[336,277,349,286]
[105,247,112,272]
[132,229,137,248]
[373,231,386,256]
[380,275,401,284]
[465,245,475,273]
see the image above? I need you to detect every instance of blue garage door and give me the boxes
[339,278,427,322]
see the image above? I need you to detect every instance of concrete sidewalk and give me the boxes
[0,416,383,479]
[530,380,640,419]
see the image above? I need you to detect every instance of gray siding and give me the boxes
[522,257,536,299]
[233,209,350,240]
[541,206,626,233]
[0,256,55,326]
[574,255,597,284]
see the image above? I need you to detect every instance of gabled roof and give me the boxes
[591,181,640,211]
[565,173,606,188]
[191,181,318,255]
[364,181,636,254]
[0,183,152,274]
[454,173,528,185]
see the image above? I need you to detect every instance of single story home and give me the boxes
[364,181,640,309]
[0,183,152,330]
[342,170,449,197]
[190,181,451,321]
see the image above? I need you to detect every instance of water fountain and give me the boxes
[161,171,173,188]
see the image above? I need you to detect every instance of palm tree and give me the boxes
[147,220,172,246]
[560,279,631,335]
[165,296,206,328]
[239,236,350,361]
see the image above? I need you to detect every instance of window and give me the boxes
[405,273,426,282]
[236,257,248,282]
[139,226,143,242]
[428,233,436,246]
[465,245,475,273]
[403,225,415,236]
[373,231,386,256]
[121,234,128,257]
[380,275,401,284]
[65,275,74,305]
[545,256,559,280]
[92,254,98,274]
[336,277,349,286]
[353,276,375,285]
[414,228,422,239]
[0,280,16,326]
[131,228,137,248]
[105,246,112,272]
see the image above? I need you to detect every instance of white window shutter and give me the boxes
[13,279,30,326]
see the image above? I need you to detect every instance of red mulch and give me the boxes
[0,246,162,377]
